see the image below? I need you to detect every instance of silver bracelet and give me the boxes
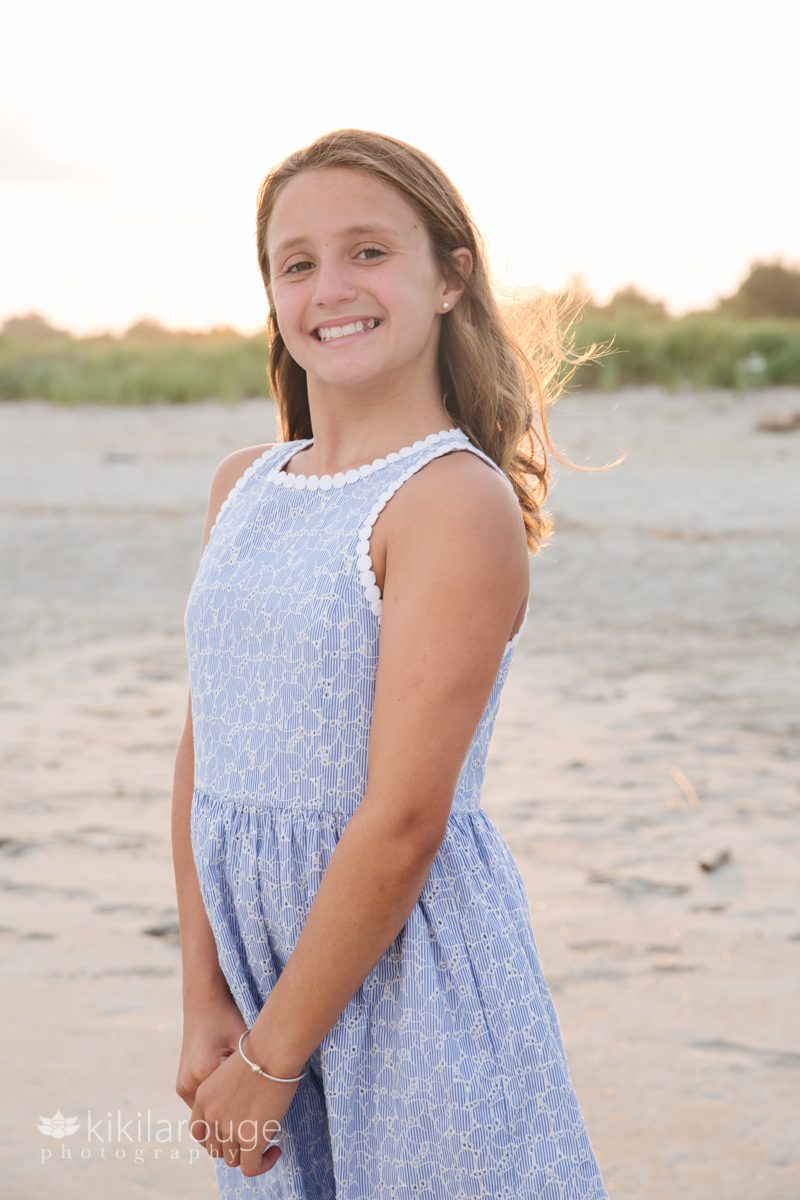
[237,1028,308,1083]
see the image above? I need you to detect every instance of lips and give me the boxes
[311,317,384,343]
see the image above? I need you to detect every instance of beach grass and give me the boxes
[1,311,799,404]
[573,312,800,393]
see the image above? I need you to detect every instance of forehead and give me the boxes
[268,167,424,256]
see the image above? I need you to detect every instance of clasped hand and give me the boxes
[190,1043,301,1178]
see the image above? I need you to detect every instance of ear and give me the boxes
[439,247,473,312]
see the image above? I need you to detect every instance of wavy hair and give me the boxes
[255,129,617,554]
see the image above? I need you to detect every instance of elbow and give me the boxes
[366,794,451,864]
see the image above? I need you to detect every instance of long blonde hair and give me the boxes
[255,129,615,554]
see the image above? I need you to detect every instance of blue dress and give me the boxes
[184,425,608,1199]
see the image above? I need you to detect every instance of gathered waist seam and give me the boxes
[192,785,483,818]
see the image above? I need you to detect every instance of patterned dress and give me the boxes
[184,425,608,1198]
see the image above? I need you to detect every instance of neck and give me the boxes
[300,376,453,477]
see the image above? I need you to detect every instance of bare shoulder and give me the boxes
[375,447,529,619]
[212,442,277,494]
[397,445,520,524]
[200,442,277,549]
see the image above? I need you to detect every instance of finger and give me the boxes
[188,1112,210,1148]
[222,1144,241,1168]
[204,1121,230,1161]
[189,1113,226,1163]
[264,1145,282,1170]
[239,1142,282,1178]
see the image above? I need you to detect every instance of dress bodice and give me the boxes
[184,426,528,815]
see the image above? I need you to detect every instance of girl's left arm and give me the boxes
[246,455,530,1078]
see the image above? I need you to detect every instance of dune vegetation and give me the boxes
[2,258,799,404]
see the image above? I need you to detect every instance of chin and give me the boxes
[311,359,392,389]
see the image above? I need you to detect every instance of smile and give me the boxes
[312,318,383,343]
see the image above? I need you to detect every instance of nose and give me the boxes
[311,254,358,308]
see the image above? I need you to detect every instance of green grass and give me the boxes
[0,328,271,405]
[2,312,799,404]
[570,312,800,394]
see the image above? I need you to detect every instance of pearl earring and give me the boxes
[441,302,449,311]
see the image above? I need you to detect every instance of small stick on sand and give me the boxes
[670,766,701,808]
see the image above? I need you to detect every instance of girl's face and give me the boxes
[266,167,465,393]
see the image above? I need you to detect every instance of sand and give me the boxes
[1,387,798,1198]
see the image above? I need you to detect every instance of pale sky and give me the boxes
[2,0,797,336]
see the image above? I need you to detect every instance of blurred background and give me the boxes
[2,1,798,1197]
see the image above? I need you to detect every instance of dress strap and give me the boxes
[449,439,511,483]
[353,436,512,622]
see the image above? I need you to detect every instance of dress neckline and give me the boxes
[265,426,469,491]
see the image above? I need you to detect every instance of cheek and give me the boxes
[392,271,439,321]
[273,293,303,343]
[392,286,438,341]
[272,302,313,369]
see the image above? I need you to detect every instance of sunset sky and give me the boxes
[2,0,796,336]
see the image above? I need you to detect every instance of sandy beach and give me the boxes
[1,386,798,1198]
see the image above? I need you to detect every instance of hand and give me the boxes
[175,990,248,1110]
[189,1035,302,1177]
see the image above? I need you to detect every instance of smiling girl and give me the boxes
[173,129,610,1198]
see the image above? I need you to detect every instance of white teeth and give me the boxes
[316,318,381,342]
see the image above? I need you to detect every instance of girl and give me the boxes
[173,128,610,1198]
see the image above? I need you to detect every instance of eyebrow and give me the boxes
[272,223,398,258]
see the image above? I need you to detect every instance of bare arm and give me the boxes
[170,691,229,1011]
[171,443,276,1014]
[246,452,530,1076]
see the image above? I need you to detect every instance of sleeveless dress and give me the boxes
[184,425,608,1200]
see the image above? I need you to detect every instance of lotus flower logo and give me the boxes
[37,1111,80,1138]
